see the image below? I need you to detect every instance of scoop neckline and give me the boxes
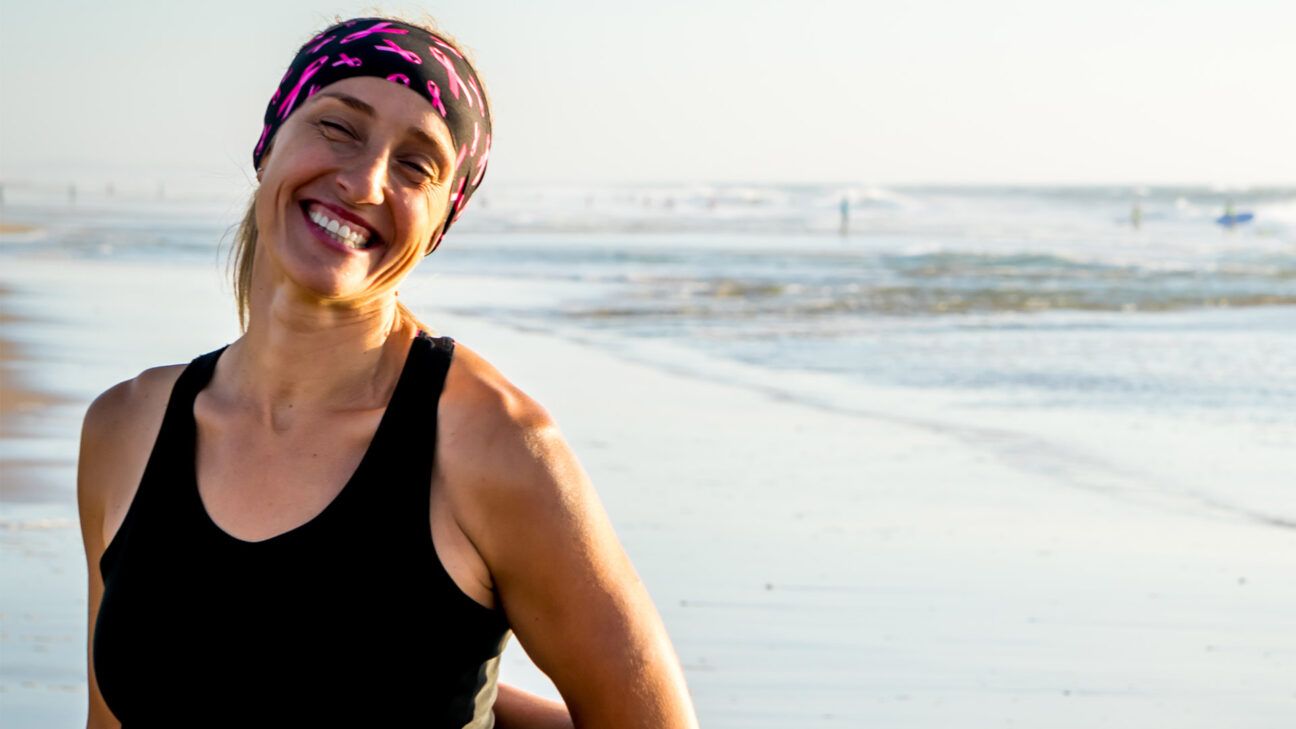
[188,330,427,547]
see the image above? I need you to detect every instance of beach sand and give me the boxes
[1,285,80,502]
[1,254,1293,727]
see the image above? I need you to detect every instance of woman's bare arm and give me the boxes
[445,399,700,728]
[79,378,151,728]
[493,684,575,729]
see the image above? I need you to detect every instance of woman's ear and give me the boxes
[256,142,274,183]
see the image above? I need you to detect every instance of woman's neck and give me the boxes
[224,287,414,432]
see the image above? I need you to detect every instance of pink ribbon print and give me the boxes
[466,76,486,116]
[277,55,329,121]
[449,176,469,220]
[425,46,469,108]
[430,36,465,61]
[471,134,492,188]
[307,34,335,54]
[374,38,423,65]
[340,21,409,45]
[425,80,448,118]
[254,123,271,159]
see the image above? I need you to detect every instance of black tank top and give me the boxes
[94,330,513,727]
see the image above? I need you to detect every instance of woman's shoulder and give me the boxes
[438,337,555,432]
[84,361,189,439]
[433,337,574,500]
[78,360,192,550]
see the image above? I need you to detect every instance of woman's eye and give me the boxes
[318,121,433,180]
[320,120,353,138]
[403,161,434,177]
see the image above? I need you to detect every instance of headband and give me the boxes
[253,17,492,255]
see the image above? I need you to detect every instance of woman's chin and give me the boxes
[259,227,403,305]
[296,269,375,302]
[271,251,375,303]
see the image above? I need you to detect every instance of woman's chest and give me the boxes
[191,402,498,611]
[193,405,382,543]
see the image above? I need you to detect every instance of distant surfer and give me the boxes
[839,194,850,236]
[1216,199,1254,229]
[1130,200,1142,230]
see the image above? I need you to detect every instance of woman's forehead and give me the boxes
[306,76,454,155]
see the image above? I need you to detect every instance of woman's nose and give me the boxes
[336,149,388,206]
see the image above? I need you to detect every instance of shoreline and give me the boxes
[0,283,80,503]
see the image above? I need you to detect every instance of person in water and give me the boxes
[78,13,700,728]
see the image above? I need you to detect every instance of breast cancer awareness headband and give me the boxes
[254,18,492,255]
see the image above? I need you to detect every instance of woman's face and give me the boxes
[254,76,457,304]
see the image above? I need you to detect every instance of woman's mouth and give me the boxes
[299,202,382,252]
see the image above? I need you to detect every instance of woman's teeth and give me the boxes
[308,208,373,249]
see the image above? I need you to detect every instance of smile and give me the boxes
[299,202,382,250]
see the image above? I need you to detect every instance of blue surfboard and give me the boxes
[1216,212,1254,226]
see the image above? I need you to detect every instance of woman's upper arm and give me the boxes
[78,381,134,729]
[77,367,174,728]
[449,401,699,729]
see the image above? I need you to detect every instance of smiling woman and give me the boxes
[78,10,699,729]
[249,75,459,319]
[228,11,493,335]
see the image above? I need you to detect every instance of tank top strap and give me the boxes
[144,343,230,492]
[406,330,456,420]
[366,330,455,486]
[180,344,230,399]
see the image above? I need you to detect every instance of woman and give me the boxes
[77,14,700,728]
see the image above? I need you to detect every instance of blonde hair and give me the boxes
[224,8,492,334]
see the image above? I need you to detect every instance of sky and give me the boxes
[0,0,1293,190]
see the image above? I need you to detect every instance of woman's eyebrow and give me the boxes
[316,91,452,164]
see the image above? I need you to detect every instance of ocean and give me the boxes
[5,179,1294,481]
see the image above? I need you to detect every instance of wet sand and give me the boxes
[1,285,80,502]
[1,282,88,721]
